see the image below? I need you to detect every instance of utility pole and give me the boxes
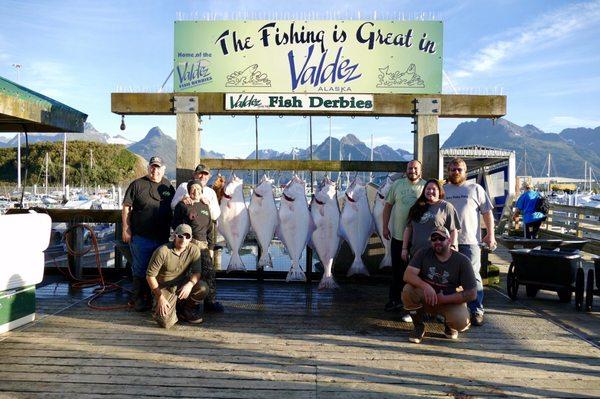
[45,152,49,195]
[17,133,21,189]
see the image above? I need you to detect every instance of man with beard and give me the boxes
[171,164,220,221]
[444,158,496,326]
[402,227,477,344]
[382,160,426,321]
[122,156,175,311]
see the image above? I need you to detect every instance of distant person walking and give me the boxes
[122,156,175,311]
[402,179,460,258]
[513,181,546,239]
[172,179,224,313]
[382,160,426,320]
[444,158,496,327]
[146,224,209,329]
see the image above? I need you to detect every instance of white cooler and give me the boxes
[0,212,51,333]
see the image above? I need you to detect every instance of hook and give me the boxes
[120,115,126,131]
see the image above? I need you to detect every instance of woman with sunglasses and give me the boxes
[172,179,223,312]
[401,179,461,262]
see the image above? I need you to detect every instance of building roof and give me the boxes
[0,76,87,133]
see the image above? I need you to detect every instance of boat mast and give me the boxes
[546,153,551,193]
[45,152,49,195]
[62,133,67,200]
[584,161,588,192]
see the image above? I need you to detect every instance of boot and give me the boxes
[178,299,203,324]
[408,309,426,344]
[132,277,151,312]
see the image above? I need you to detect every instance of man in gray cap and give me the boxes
[171,163,220,220]
[402,226,477,344]
[146,224,210,329]
[122,156,175,311]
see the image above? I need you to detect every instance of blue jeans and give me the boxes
[458,244,484,316]
[130,235,163,278]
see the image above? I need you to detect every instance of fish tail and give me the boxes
[318,275,339,290]
[226,252,246,272]
[347,256,370,277]
[286,261,306,282]
[379,250,392,269]
[257,250,272,269]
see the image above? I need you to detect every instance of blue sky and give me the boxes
[1,0,599,158]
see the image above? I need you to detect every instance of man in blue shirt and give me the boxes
[513,181,546,239]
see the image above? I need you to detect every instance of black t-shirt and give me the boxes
[172,201,213,249]
[123,176,175,242]
[409,248,476,295]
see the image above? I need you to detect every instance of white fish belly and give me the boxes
[249,202,277,251]
[279,203,310,263]
[311,205,340,263]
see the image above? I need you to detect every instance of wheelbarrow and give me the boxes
[507,248,586,310]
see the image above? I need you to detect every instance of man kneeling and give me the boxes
[402,226,477,344]
[146,224,210,329]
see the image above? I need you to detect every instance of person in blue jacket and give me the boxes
[513,181,546,238]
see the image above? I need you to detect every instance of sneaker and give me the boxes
[409,322,425,344]
[401,313,413,323]
[471,313,484,326]
[204,301,225,313]
[179,306,203,324]
[384,300,400,312]
[444,324,458,340]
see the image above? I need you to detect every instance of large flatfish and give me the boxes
[339,178,373,277]
[278,175,312,282]
[311,177,341,290]
[372,176,393,269]
[248,175,277,269]
[217,175,249,272]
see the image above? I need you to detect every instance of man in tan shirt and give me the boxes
[146,224,210,329]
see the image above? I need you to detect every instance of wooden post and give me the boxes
[414,114,439,179]
[67,223,83,280]
[176,113,200,186]
[577,211,584,238]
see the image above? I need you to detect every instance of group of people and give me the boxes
[382,158,496,344]
[122,156,223,329]
[122,155,502,339]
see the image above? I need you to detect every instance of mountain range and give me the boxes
[1,118,598,179]
[443,118,600,178]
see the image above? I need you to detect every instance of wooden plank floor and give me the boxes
[1,270,600,398]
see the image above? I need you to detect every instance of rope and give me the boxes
[60,223,133,310]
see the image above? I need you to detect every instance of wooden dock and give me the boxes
[1,258,599,398]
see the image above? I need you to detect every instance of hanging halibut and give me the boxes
[340,178,373,277]
[311,177,341,290]
[372,176,393,269]
[217,175,250,272]
[278,175,312,282]
[248,175,277,269]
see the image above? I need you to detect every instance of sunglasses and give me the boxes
[176,233,191,240]
[450,168,464,172]
[430,235,447,242]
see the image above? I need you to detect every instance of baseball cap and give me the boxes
[174,224,192,236]
[194,164,210,174]
[430,226,450,239]
[149,156,164,167]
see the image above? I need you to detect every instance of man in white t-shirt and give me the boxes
[443,158,496,327]
[171,164,220,221]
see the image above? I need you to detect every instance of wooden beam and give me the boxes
[112,93,506,118]
[186,159,408,172]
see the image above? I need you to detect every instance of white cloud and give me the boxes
[450,1,600,80]
[21,60,75,100]
[549,116,600,129]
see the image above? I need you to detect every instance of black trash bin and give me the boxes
[508,248,585,308]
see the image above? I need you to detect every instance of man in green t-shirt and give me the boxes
[382,160,426,320]
[146,224,210,329]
